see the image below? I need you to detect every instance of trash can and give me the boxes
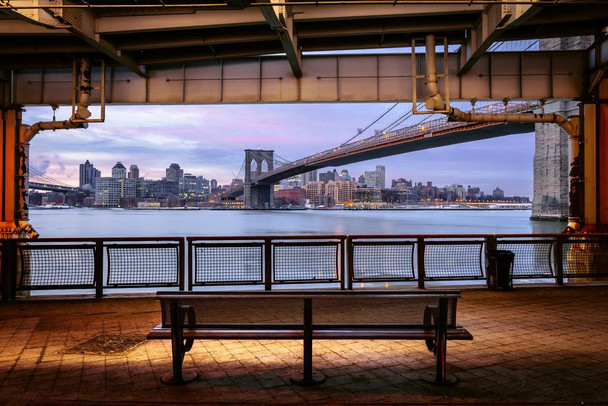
[486,250,514,290]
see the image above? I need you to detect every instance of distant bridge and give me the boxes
[28,182,78,193]
[28,167,78,193]
[234,102,534,206]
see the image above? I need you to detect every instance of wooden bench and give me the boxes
[147,290,473,385]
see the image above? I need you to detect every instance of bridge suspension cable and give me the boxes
[29,166,75,188]
[339,102,400,146]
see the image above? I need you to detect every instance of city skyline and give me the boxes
[77,158,526,200]
[25,103,535,196]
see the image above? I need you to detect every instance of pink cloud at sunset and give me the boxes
[23,103,535,197]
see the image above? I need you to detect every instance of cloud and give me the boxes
[24,104,535,196]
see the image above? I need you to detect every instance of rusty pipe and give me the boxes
[23,120,88,143]
[424,34,446,111]
[448,107,575,136]
[22,57,92,142]
[74,58,93,121]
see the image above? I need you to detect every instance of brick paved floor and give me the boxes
[0,286,607,405]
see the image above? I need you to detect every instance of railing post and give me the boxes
[554,236,564,285]
[179,238,186,291]
[346,237,353,290]
[340,237,346,290]
[417,237,425,289]
[187,238,193,291]
[94,241,104,298]
[1,240,17,301]
[484,235,497,287]
[264,238,272,291]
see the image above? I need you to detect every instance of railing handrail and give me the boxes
[187,235,347,242]
[3,233,608,301]
[3,236,183,243]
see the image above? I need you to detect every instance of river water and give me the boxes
[29,208,565,238]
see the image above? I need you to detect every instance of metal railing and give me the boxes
[187,236,346,291]
[1,233,607,300]
[1,237,184,300]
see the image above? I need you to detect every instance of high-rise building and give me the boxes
[326,180,355,204]
[112,162,127,179]
[304,181,325,205]
[338,169,351,181]
[95,177,136,207]
[165,163,183,182]
[128,164,139,179]
[391,178,412,189]
[79,160,100,188]
[301,170,318,186]
[179,174,210,198]
[364,165,386,189]
[319,170,337,184]
[493,187,505,200]
[280,175,301,189]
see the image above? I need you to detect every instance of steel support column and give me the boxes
[0,106,33,239]
[579,78,608,232]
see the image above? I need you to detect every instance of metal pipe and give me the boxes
[424,34,445,111]
[447,107,576,136]
[22,58,91,142]
[421,35,575,136]
[74,58,92,121]
[421,34,580,231]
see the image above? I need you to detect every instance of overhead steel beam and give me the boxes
[260,0,302,77]
[96,8,265,35]
[0,19,70,35]
[458,3,544,76]
[115,30,275,51]
[12,51,586,105]
[291,4,483,22]
[135,43,282,65]
[4,6,146,77]
[95,4,480,35]
[0,38,92,54]
[296,19,470,39]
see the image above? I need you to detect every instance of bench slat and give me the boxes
[147,326,472,341]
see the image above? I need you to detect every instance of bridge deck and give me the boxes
[253,102,533,185]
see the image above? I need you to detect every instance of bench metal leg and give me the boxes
[162,301,199,385]
[422,299,458,385]
[290,299,326,386]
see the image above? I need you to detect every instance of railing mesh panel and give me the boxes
[563,240,608,276]
[274,244,338,282]
[107,246,179,285]
[497,241,553,277]
[194,244,263,284]
[424,242,483,279]
[19,246,95,288]
[352,243,415,281]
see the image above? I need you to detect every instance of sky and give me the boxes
[25,103,535,197]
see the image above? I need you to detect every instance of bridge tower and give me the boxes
[531,36,594,222]
[244,149,275,209]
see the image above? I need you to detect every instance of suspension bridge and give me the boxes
[28,167,78,193]
[228,101,535,206]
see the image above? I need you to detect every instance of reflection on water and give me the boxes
[30,208,566,238]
